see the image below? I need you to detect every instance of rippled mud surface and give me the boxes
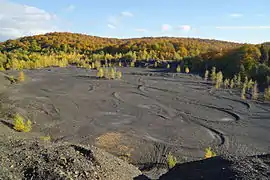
[6,67,270,165]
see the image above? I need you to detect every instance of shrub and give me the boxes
[108,68,116,79]
[167,152,177,169]
[167,63,170,69]
[210,67,216,81]
[264,87,270,101]
[96,67,104,78]
[241,83,247,100]
[116,71,122,79]
[237,74,241,88]
[7,75,16,84]
[95,61,101,69]
[176,65,181,73]
[154,61,158,68]
[215,71,223,89]
[130,61,135,67]
[224,79,229,88]
[204,147,216,159]
[13,114,32,132]
[204,70,209,81]
[185,67,190,73]
[18,71,25,82]
[230,79,235,89]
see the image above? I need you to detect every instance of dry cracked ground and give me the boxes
[0,67,270,179]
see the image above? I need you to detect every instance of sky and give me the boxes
[0,0,269,43]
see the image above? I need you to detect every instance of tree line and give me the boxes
[0,32,269,87]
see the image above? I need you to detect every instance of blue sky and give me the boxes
[0,0,269,43]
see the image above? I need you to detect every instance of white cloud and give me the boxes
[107,24,116,29]
[121,11,133,17]
[216,26,270,30]
[65,4,75,12]
[161,24,172,32]
[0,1,58,41]
[178,25,191,32]
[107,11,133,29]
[135,28,148,33]
[229,13,243,17]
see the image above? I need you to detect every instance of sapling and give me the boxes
[251,81,259,100]
[204,70,209,81]
[185,67,190,73]
[210,67,216,81]
[176,65,181,73]
[215,71,223,89]
[224,79,230,89]
[230,79,235,89]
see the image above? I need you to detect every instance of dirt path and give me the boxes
[4,67,270,170]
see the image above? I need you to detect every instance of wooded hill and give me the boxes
[0,32,269,86]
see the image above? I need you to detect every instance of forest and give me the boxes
[0,32,269,87]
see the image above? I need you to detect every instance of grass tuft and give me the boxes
[167,152,177,169]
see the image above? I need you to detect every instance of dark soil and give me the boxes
[1,67,270,179]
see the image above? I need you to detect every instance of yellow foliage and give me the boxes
[130,61,135,67]
[96,68,104,78]
[176,65,181,73]
[18,71,25,82]
[204,147,216,159]
[108,68,116,79]
[13,114,32,132]
[116,71,122,79]
[167,152,177,169]
[118,62,122,67]
[167,64,170,69]
[185,67,190,73]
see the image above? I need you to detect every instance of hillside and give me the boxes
[0,32,241,55]
[0,32,269,86]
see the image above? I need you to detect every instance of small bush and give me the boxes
[176,65,181,73]
[167,63,170,69]
[237,74,241,88]
[7,75,16,84]
[18,71,25,82]
[210,67,216,81]
[167,152,177,169]
[215,71,223,89]
[154,61,158,68]
[185,67,190,73]
[108,68,116,79]
[224,79,229,88]
[95,61,101,69]
[230,79,235,89]
[116,71,122,79]
[241,83,247,100]
[204,147,216,159]
[118,62,122,67]
[204,70,209,81]
[130,61,135,67]
[96,68,104,78]
[13,114,32,132]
